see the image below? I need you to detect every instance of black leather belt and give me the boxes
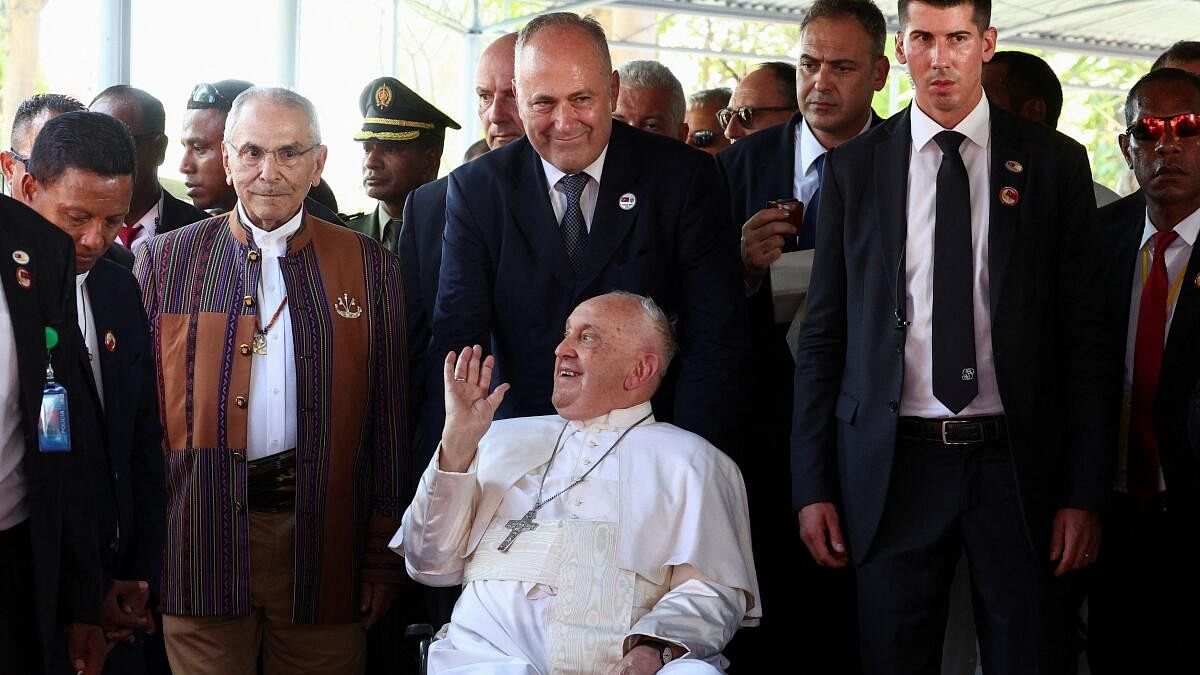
[897,415,1007,445]
[247,448,296,512]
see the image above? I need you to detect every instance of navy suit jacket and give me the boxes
[0,194,104,670]
[84,258,166,594]
[792,104,1113,563]
[433,121,747,448]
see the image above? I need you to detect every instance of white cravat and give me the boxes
[241,203,301,461]
[900,94,1004,418]
[541,147,608,233]
[76,272,103,410]
[0,286,28,530]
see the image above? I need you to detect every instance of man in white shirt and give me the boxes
[396,291,759,674]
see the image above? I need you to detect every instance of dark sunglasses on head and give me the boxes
[7,148,28,165]
[689,130,716,148]
[188,82,231,110]
[716,105,794,130]
[1126,112,1200,142]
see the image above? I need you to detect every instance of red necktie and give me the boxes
[117,224,142,249]
[1129,229,1178,507]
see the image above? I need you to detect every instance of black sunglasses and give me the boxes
[188,82,232,110]
[1125,112,1200,142]
[7,148,28,165]
[716,105,794,130]
[689,130,716,148]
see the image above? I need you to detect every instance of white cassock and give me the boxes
[390,402,761,675]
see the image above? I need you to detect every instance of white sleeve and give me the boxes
[624,563,749,661]
[390,446,480,586]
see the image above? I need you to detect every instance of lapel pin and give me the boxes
[104,330,117,352]
[335,293,363,319]
[1004,160,1023,174]
[1193,273,1200,289]
[999,187,1020,207]
[12,250,29,265]
[618,193,636,211]
[16,267,31,288]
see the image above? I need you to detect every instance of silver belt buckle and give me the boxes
[940,420,974,445]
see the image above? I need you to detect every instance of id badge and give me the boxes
[38,380,71,453]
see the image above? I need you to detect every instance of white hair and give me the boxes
[605,290,676,370]
[224,86,321,146]
[617,60,687,130]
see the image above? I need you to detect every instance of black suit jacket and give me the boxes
[83,258,166,593]
[0,194,104,670]
[1102,192,1200,520]
[434,121,747,448]
[792,104,1113,563]
[400,176,449,490]
[159,189,207,235]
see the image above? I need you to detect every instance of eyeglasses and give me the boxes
[1125,112,1200,142]
[225,141,319,168]
[7,148,28,165]
[689,130,716,148]
[189,82,231,110]
[716,106,795,130]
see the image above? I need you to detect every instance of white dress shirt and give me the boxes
[76,272,103,410]
[120,191,165,255]
[241,204,301,461]
[792,116,871,203]
[541,147,608,233]
[0,286,29,530]
[900,94,1004,418]
[1117,206,1200,492]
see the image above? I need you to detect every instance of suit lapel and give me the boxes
[0,228,44,423]
[755,116,800,204]
[508,143,575,289]
[577,123,641,293]
[1162,242,1200,387]
[86,266,120,411]
[1113,202,1145,322]
[875,109,911,307]
[987,107,1027,318]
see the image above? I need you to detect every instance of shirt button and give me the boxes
[273,387,280,394]
[588,441,598,448]
[583,458,592,465]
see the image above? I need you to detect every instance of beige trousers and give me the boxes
[163,510,365,675]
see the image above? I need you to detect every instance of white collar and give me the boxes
[565,400,655,432]
[797,115,872,175]
[238,202,305,257]
[1141,205,1200,248]
[131,190,165,230]
[541,144,609,191]
[75,270,90,288]
[376,201,400,223]
[910,91,991,153]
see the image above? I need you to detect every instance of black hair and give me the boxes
[11,94,85,147]
[801,0,888,58]
[1152,41,1200,71]
[752,61,799,107]
[898,0,991,32]
[27,111,136,185]
[1124,67,1200,127]
[91,84,166,135]
[988,51,1064,128]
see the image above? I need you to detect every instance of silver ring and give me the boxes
[454,376,467,382]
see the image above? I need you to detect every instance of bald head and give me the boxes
[476,32,524,149]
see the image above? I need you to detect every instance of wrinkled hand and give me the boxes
[607,645,663,675]
[102,579,150,645]
[740,206,798,286]
[360,581,397,630]
[439,346,509,473]
[798,502,849,568]
[1049,508,1101,576]
[66,623,105,675]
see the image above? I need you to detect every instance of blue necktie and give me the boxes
[559,173,589,272]
[799,154,825,250]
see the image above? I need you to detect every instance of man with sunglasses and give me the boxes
[684,88,731,155]
[90,86,206,257]
[713,2,888,671]
[1088,67,1200,674]
[721,62,799,142]
[2,94,84,198]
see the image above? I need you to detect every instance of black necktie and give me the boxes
[799,153,825,250]
[559,173,589,272]
[382,218,400,253]
[932,130,977,414]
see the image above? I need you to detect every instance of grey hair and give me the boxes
[687,87,732,110]
[606,290,677,371]
[515,12,611,77]
[224,86,322,146]
[617,60,687,130]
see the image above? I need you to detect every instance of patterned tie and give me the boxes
[117,224,142,249]
[931,130,978,414]
[799,154,825,250]
[559,173,590,272]
[382,218,401,253]
[1129,229,1178,507]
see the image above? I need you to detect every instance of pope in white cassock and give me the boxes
[391,292,760,674]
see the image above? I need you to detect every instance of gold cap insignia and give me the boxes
[375,84,393,110]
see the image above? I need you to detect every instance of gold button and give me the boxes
[234,395,247,408]
[234,501,244,513]
[231,450,245,461]
[239,344,251,356]
[248,250,260,262]
[243,295,254,307]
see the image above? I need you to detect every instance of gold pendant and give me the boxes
[251,332,268,355]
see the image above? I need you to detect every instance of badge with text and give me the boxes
[16,267,31,289]
[12,250,29,265]
[999,187,1020,207]
[335,293,363,319]
[104,330,117,352]
[618,193,637,211]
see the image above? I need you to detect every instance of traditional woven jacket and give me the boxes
[136,209,409,623]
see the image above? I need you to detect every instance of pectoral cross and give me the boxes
[498,509,539,552]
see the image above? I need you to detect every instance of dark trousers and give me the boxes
[855,438,1073,675]
[1086,492,1195,674]
[0,519,43,674]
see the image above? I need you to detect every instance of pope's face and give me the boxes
[552,297,646,421]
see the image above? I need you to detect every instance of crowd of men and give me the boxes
[1,0,1199,673]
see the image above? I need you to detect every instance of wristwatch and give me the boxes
[638,638,676,666]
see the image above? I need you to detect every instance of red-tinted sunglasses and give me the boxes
[1126,112,1200,142]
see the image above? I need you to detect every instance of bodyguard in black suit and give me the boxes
[22,111,167,674]
[714,2,888,671]
[0,194,106,674]
[792,2,1110,673]
[1088,68,1200,675]
[433,13,745,449]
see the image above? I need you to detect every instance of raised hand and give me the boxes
[439,345,510,473]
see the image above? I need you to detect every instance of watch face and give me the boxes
[661,646,674,665]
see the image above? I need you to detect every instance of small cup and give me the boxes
[767,198,804,252]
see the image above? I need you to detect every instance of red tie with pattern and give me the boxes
[1129,229,1178,507]
[117,224,142,249]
